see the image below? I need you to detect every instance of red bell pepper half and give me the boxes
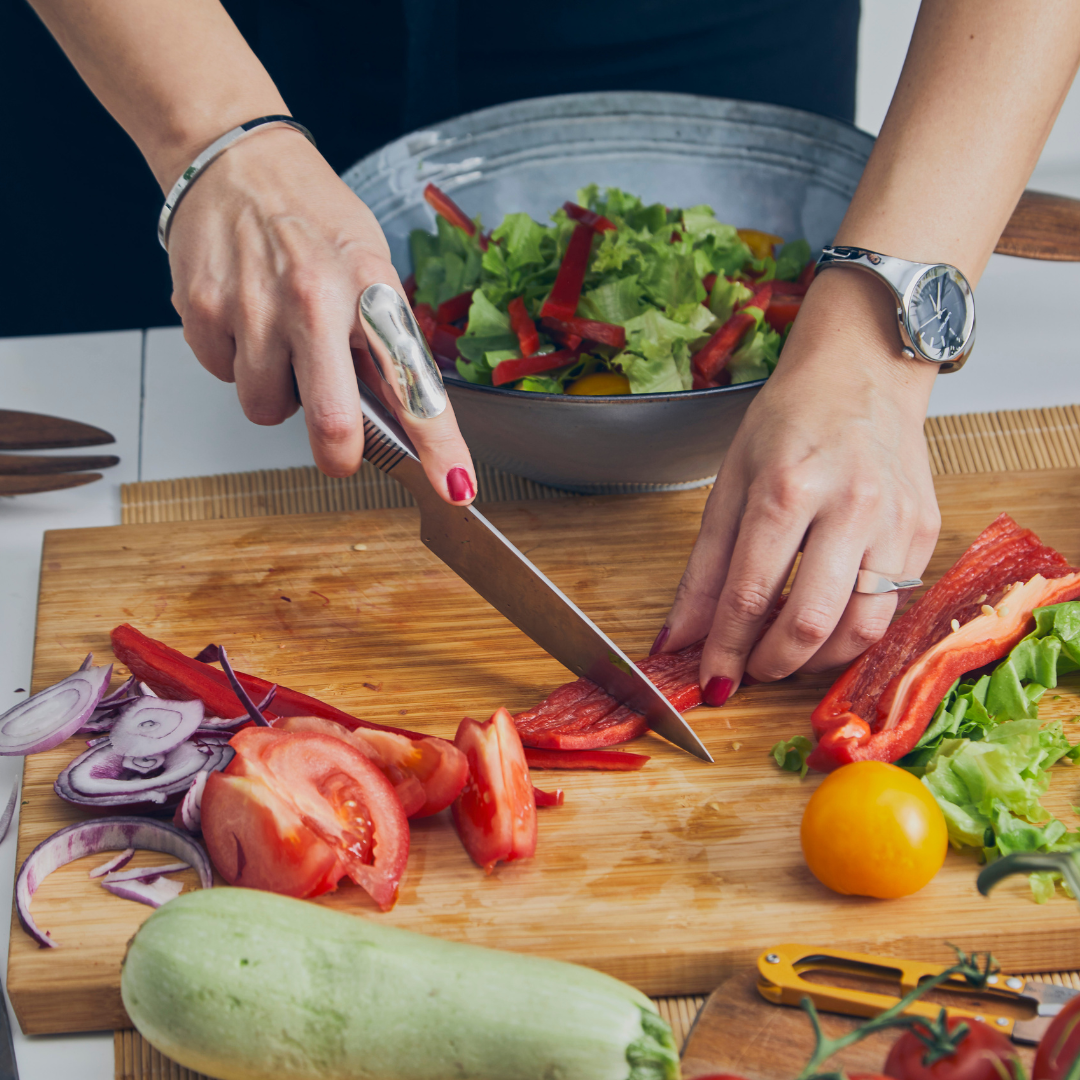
[533,786,564,807]
[507,296,539,357]
[514,640,704,750]
[540,223,595,322]
[110,623,424,739]
[691,310,757,386]
[492,349,577,387]
[435,290,474,325]
[807,514,1080,772]
[540,315,626,350]
[524,747,650,770]
[452,707,537,873]
[562,201,616,233]
[423,183,476,237]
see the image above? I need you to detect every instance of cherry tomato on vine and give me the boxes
[884,1017,1022,1080]
[800,760,947,898]
[1034,994,1080,1080]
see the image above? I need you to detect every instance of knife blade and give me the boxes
[356,379,713,762]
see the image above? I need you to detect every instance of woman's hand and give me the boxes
[659,269,941,704]
[166,128,477,502]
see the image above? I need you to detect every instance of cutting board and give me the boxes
[680,971,1039,1079]
[10,468,1080,1035]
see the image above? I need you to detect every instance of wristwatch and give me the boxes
[816,246,975,373]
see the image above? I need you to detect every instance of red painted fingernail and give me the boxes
[447,467,475,502]
[703,675,734,708]
[649,626,670,655]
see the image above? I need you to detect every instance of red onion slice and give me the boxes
[175,768,210,833]
[100,874,184,908]
[0,782,17,843]
[54,736,233,809]
[0,659,113,755]
[16,816,212,947]
[102,860,190,883]
[89,848,135,878]
[109,697,205,759]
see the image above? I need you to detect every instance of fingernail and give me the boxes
[703,676,734,708]
[447,467,475,502]
[649,626,670,655]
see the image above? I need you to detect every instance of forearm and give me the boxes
[27,0,287,190]
[837,0,1080,284]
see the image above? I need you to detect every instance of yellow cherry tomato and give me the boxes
[566,372,631,396]
[737,228,784,262]
[800,761,947,899]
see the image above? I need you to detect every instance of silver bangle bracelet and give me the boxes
[157,115,316,251]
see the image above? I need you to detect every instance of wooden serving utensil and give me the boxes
[0,452,120,476]
[0,473,104,497]
[996,189,1080,261]
[0,409,115,451]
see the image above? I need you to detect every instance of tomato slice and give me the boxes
[275,715,467,818]
[452,707,536,873]
[204,728,410,909]
[201,772,345,898]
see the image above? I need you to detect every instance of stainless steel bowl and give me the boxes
[343,92,873,493]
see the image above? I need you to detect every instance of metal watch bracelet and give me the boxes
[157,115,316,251]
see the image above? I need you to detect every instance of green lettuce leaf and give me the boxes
[578,276,645,324]
[462,291,511,338]
[708,277,753,323]
[728,316,782,385]
[614,309,703,394]
[771,735,813,778]
[411,216,484,307]
[775,239,812,282]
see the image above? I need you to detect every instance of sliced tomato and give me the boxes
[204,728,409,909]
[452,707,537,873]
[201,772,344,898]
[276,715,467,818]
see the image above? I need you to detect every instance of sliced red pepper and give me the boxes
[524,747,650,770]
[702,273,718,294]
[690,310,757,385]
[764,295,802,333]
[436,290,474,325]
[740,281,774,311]
[423,183,476,237]
[431,324,463,364]
[508,296,539,357]
[514,641,704,750]
[492,349,577,387]
[807,514,1080,772]
[110,624,424,739]
[540,322,583,351]
[797,260,816,288]
[562,201,616,233]
[540,316,626,350]
[402,274,418,304]
[540,223,594,322]
[533,786,564,807]
[413,302,438,343]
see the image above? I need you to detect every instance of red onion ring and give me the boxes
[109,697,205,760]
[16,816,212,947]
[89,848,135,878]
[0,657,113,755]
[102,876,183,908]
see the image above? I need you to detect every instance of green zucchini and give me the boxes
[121,888,680,1080]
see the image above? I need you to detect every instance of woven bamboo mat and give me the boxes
[113,403,1080,1079]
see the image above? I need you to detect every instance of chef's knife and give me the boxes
[356,285,712,762]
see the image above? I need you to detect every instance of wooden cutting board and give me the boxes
[10,468,1080,1035]
[680,971,1039,1079]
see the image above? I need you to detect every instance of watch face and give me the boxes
[906,266,974,362]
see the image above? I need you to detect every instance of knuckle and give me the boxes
[183,284,227,327]
[847,612,891,652]
[756,471,814,518]
[788,603,835,648]
[285,269,340,315]
[845,478,881,515]
[308,409,357,446]
[726,579,774,623]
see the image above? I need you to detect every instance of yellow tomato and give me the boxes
[800,761,947,899]
[566,372,631,396]
[737,228,784,262]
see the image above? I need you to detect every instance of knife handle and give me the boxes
[356,379,432,500]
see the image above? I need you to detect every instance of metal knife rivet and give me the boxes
[1006,977,1023,990]
[765,953,780,964]
[986,974,999,985]
[996,1017,1009,1027]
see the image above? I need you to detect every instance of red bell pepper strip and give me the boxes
[431,324,463,364]
[413,302,438,344]
[539,321,583,351]
[741,280,774,312]
[402,273,418,304]
[508,296,539,357]
[540,223,594,321]
[514,640,704,750]
[702,273,718,295]
[110,623,425,740]
[807,514,1080,772]
[797,260,816,288]
[540,316,626,350]
[532,786,564,807]
[491,349,577,387]
[562,201,616,233]
[690,310,757,384]
[764,295,802,333]
[524,747,650,771]
[436,290,474,325]
[423,183,476,236]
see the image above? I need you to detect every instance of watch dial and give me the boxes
[907,267,971,361]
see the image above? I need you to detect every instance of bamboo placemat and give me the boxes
[113,403,1080,1079]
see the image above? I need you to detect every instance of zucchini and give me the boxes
[121,888,680,1080]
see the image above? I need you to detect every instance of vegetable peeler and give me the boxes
[756,943,1078,1045]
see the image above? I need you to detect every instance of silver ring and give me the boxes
[157,115,315,250]
[359,284,447,420]
[854,569,923,595]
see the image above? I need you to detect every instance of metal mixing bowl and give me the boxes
[343,92,873,493]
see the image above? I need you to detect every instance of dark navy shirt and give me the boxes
[0,0,858,336]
